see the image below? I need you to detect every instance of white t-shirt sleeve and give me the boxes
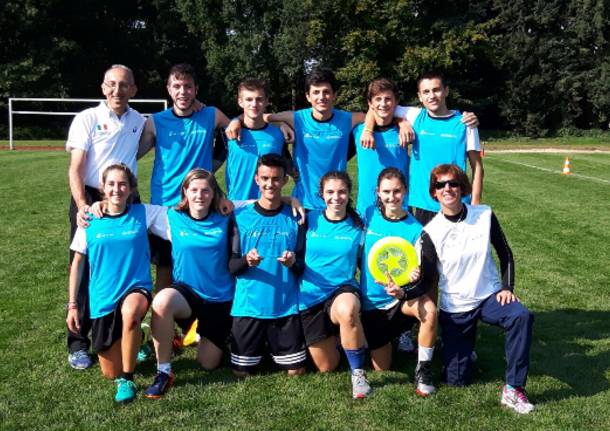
[66,112,94,152]
[144,204,169,240]
[466,127,481,151]
[70,227,88,255]
[394,106,421,124]
[232,199,254,210]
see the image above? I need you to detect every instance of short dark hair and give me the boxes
[305,67,337,93]
[237,78,268,98]
[367,78,398,102]
[416,71,446,91]
[429,164,472,200]
[168,63,198,85]
[256,153,287,176]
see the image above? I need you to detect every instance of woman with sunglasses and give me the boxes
[423,163,534,414]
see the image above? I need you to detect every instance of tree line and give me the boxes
[1,0,609,137]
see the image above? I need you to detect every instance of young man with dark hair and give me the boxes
[228,153,307,376]
[138,63,231,290]
[397,72,483,226]
[225,78,287,200]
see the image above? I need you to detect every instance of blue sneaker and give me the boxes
[68,349,93,370]
[144,371,174,399]
[114,378,137,404]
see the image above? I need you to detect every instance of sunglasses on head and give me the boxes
[434,180,460,190]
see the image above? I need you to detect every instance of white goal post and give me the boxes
[7,97,168,150]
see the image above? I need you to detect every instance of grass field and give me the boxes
[0,147,609,430]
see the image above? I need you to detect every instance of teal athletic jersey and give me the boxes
[168,208,234,302]
[360,206,422,311]
[292,108,353,210]
[353,123,409,216]
[150,107,216,206]
[225,124,284,200]
[83,204,153,318]
[409,109,469,212]
[299,210,362,311]
[231,203,300,318]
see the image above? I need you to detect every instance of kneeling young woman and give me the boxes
[67,164,166,403]
[298,171,370,399]
[360,168,438,397]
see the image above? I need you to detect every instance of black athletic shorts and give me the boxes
[300,285,361,347]
[171,283,232,349]
[149,233,172,267]
[361,301,416,350]
[230,315,307,372]
[91,288,152,353]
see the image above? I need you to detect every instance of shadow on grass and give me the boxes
[463,308,610,400]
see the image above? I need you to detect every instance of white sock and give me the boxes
[158,362,172,374]
[418,346,434,362]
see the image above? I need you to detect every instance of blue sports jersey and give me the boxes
[85,205,153,318]
[299,210,362,311]
[150,107,216,206]
[292,108,353,210]
[409,110,469,212]
[353,123,409,216]
[231,203,300,318]
[360,206,422,311]
[226,124,284,200]
[168,209,234,302]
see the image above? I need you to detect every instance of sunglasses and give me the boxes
[434,180,460,190]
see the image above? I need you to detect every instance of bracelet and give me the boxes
[66,302,78,311]
[363,127,374,133]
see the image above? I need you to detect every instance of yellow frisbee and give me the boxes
[367,236,418,286]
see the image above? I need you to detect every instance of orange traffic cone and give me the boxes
[562,157,572,175]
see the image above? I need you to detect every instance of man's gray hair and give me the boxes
[103,64,135,84]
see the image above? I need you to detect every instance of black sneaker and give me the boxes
[414,360,435,397]
[144,371,174,399]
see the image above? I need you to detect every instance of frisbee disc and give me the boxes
[367,236,418,286]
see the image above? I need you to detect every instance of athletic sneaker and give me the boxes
[351,369,372,399]
[414,360,435,397]
[501,385,535,414]
[68,349,93,370]
[136,343,153,364]
[114,378,137,404]
[144,371,175,399]
[397,331,416,353]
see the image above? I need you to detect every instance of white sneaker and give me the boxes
[351,369,372,399]
[500,385,535,414]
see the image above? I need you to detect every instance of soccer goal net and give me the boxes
[7,97,168,150]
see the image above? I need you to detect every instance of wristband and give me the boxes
[363,127,374,133]
[66,302,78,311]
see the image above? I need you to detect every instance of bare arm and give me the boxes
[66,252,85,333]
[68,149,89,211]
[137,117,156,159]
[468,150,484,204]
[215,108,231,129]
[264,111,295,128]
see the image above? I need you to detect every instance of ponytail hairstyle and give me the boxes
[99,163,137,203]
[375,167,408,214]
[318,171,363,229]
[175,168,225,214]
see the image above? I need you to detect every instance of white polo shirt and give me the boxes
[66,102,145,188]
